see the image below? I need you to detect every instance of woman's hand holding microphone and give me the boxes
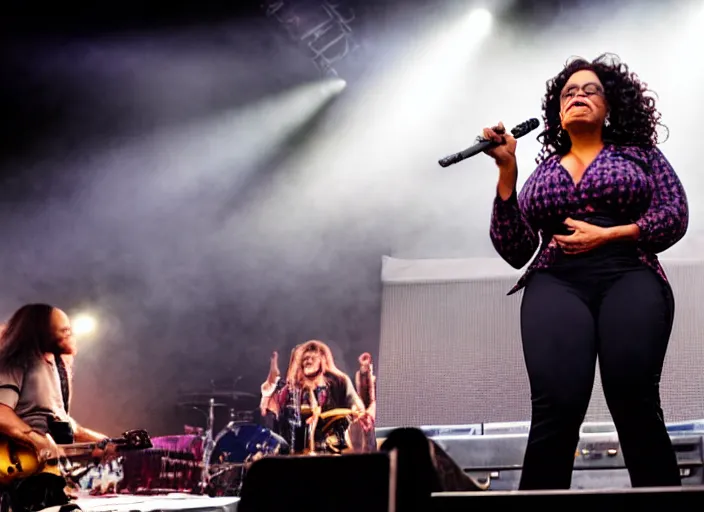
[481,121,518,200]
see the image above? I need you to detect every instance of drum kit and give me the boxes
[180,389,290,495]
[78,386,289,497]
[77,381,365,496]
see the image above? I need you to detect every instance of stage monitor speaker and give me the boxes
[238,452,396,512]
[430,486,704,511]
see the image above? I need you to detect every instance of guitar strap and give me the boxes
[53,354,70,413]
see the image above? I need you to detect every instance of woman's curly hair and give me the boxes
[537,53,665,164]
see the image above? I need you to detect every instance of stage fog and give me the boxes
[0,0,701,435]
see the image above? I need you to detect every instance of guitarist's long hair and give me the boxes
[287,340,346,386]
[0,303,56,370]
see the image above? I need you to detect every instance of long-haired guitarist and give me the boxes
[0,304,111,504]
[261,340,372,454]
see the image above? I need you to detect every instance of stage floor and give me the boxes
[75,494,239,512]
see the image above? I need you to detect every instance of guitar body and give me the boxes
[0,429,151,487]
[0,438,60,486]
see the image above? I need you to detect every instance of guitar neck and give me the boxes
[61,438,120,459]
[34,430,152,462]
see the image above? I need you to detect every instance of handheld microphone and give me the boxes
[438,118,540,168]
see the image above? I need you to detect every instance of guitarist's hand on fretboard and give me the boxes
[61,429,152,463]
[90,441,118,462]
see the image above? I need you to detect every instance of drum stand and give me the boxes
[200,400,251,494]
[176,384,258,495]
[199,398,217,492]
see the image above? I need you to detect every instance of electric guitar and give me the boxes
[0,429,152,486]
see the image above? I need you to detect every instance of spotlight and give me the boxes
[72,314,97,336]
[465,8,493,37]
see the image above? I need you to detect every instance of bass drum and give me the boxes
[206,424,288,497]
[210,424,289,464]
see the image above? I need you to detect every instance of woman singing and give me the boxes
[485,54,688,490]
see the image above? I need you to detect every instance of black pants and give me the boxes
[519,267,680,489]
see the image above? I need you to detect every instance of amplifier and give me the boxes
[376,420,704,490]
[434,432,704,490]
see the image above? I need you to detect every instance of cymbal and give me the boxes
[176,401,228,409]
[179,390,257,400]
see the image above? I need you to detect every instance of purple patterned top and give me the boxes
[490,145,688,295]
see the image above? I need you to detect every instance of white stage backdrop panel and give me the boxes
[377,256,704,428]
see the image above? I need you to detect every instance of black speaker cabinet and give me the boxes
[238,452,396,512]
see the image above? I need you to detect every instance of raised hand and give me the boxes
[267,351,280,383]
[358,352,372,373]
[482,121,519,200]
